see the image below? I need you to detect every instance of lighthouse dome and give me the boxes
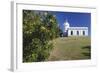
[64,20,70,27]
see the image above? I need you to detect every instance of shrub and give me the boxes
[23,10,59,62]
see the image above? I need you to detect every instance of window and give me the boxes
[71,31,73,35]
[83,31,85,35]
[77,31,79,35]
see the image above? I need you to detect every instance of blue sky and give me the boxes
[53,12,91,36]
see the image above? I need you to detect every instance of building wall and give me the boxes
[68,29,88,36]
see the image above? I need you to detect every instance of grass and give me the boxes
[47,36,91,61]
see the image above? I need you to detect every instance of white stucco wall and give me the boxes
[67,28,88,36]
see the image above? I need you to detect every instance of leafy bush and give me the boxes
[23,10,59,62]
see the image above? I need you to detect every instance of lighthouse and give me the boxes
[63,20,70,36]
[62,19,88,37]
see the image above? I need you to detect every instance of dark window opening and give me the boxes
[77,31,79,35]
[71,31,73,35]
[83,31,85,35]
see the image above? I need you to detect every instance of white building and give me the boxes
[63,20,88,37]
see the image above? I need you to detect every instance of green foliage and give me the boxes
[23,10,59,62]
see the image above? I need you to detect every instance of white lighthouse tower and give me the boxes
[64,20,70,32]
[63,20,70,36]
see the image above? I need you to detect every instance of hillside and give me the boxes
[48,36,91,61]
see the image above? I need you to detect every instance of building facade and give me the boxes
[63,20,88,37]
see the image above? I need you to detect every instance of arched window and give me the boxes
[71,31,73,35]
[77,31,79,35]
[83,31,85,35]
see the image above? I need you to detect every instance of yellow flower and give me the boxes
[41,26,46,31]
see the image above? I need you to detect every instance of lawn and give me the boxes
[48,36,91,61]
